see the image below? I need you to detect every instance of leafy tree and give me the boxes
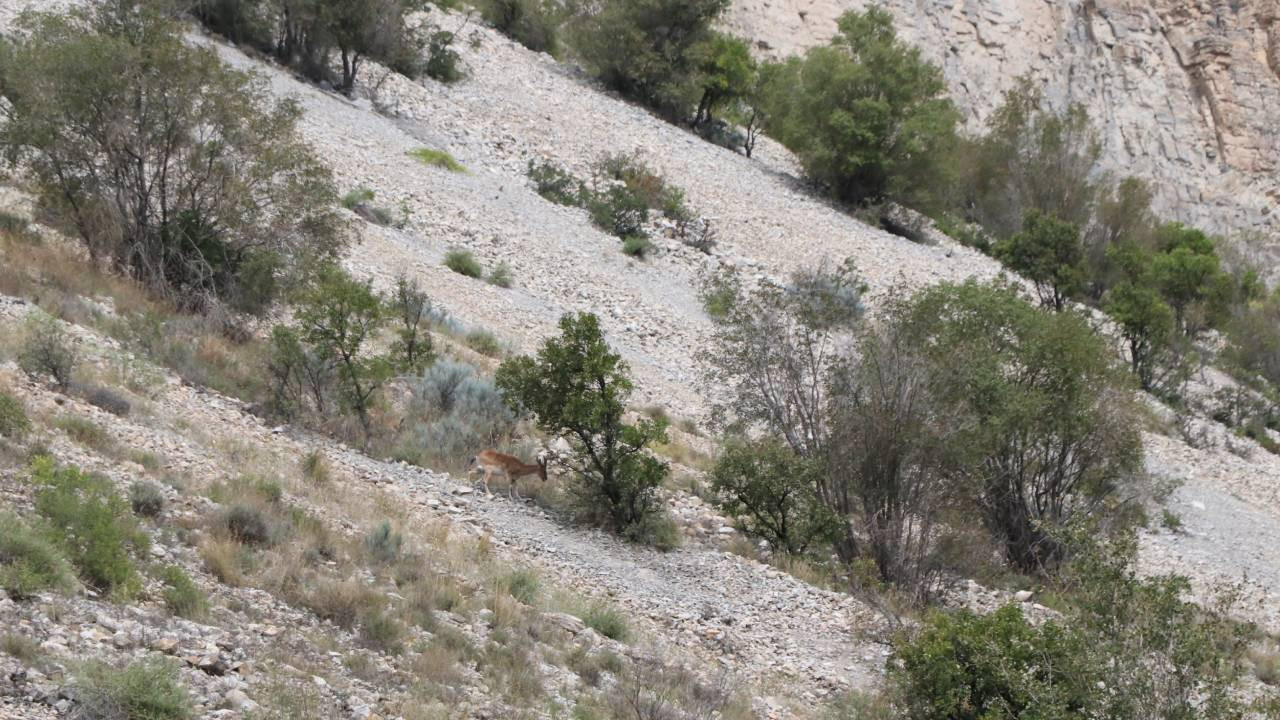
[957,79,1102,239]
[901,281,1143,572]
[322,0,426,95]
[480,0,563,55]
[694,32,756,126]
[994,211,1085,311]
[1083,177,1158,301]
[1225,291,1280,389]
[496,313,669,534]
[756,9,958,206]
[709,437,838,556]
[291,266,391,440]
[1107,281,1178,393]
[572,0,729,120]
[0,1,343,312]
[388,275,435,375]
[1151,223,1226,336]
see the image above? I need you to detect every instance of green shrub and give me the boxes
[480,0,562,54]
[444,249,484,278]
[74,659,191,720]
[581,603,628,642]
[586,184,649,240]
[0,512,75,599]
[160,565,208,619]
[18,313,77,391]
[487,262,513,288]
[620,510,681,551]
[619,236,650,258]
[496,313,668,535]
[709,437,838,555]
[129,481,165,518]
[527,160,582,205]
[359,607,407,654]
[31,457,147,598]
[342,187,396,226]
[408,147,466,172]
[424,29,464,84]
[502,569,539,604]
[218,504,272,546]
[388,275,436,375]
[364,521,403,564]
[52,416,113,451]
[464,329,503,357]
[0,391,31,440]
[75,383,131,416]
[391,360,517,471]
[993,210,1085,311]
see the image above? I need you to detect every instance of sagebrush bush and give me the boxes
[0,512,75,599]
[18,313,77,390]
[487,262,513,289]
[129,481,165,517]
[358,607,407,655]
[31,457,147,598]
[74,659,191,720]
[444,249,484,278]
[305,578,380,630]
[217,504,273,546]
[75,383,131,416]
[364,521,403,564]
[502,569,539,605]
[464,329,503,357]
[527,160,581,205]
[0,391,31,440]
[160,565,208,619]
[391,361,516,471]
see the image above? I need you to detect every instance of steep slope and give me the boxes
[724,0,1280,255]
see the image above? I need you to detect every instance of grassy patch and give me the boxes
[129,481,165,517]
[486,261,513,289]
[582,602,629,642]
[74,659,191,720]
[463,329,502,358]
[53,415,114,452]
[159,565,209,619]
[0,512,75,599]
[0,390,31,440]
[408,147,465,173]
[444,249,484,278]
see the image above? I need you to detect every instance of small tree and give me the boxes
[0,2,343,311]
[902,281,1143,572]
[388,275,435,375]
[755,9,958,206]
[292,266,391,440]
[994,211,1085,311]
[1151,223,1226,336]
[572,0,729,119]
[694,32,756,126]
[709,437,838,556]
[495,313,669,534]
[1107,281,1178,393]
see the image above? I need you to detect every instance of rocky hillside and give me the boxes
[1,0,1279,718]
[724,0,1280,255]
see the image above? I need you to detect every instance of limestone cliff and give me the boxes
[725,0,1279,250]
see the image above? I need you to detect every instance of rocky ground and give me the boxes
[0,0,1279,717]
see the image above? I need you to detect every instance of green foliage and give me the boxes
[289,266,391,438]
[709,437,838,555]
[390,360,516,471]
[1224,291,1280,389]
[364,520,403,564]
[0,2,343,312]
[1150,223,1228,336]
[502,569,540,604]
[581,603,629,641]
[159,565,208,619]
[342,187,376,210]
[894,605,1091,719]
[1107,281,1178,393]
[358,607,407,654]
[527,160,583,206]
[620,236,651,258]
[408,147,466,172]
[900,282,1142,572]
[893,531,1264,720]
[218,504,272,546]
[994,211,1085,311]
[481,0,563,55]
[444,249,484,278]
[694,32,756,126]
[74,658,191,720]
[953,79,1102,240]
[388,275,436,376]
[425,29,464,84]
[342,187,396,226]
[0,391,30,440]
[17,313,77,391]
[487,262,513,288]
[0,512,75,599]
[572,0,729,119]
[496,313,669,536]
[585,184,649,241]
[464,329,504,357]
[30,457,147,598]
[756,9,958,206]
[129,481,165,518]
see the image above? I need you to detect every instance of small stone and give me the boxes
[1013,590,1033,603]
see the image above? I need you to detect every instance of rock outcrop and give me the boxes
[725,0,1280,251]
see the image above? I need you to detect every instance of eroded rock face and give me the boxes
[725,0,1280,247]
